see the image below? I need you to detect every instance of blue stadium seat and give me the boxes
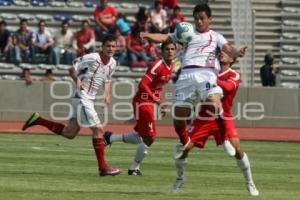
[53,14,71,22]
[84,1,98,8]
[31,0,48,7]
[0,0,13,6]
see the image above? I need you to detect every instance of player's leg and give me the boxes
[229,137,259,196]
[173,106,192,146]
[172,142,194,193]
[22,112,65,135]
[103,131,142,146]
[128,136,153,176]
[61,118,80,139]
[91,125,121,176]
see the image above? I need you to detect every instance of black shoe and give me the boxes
[103,131,112,146]
[128,169,142,176]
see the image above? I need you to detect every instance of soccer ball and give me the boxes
[174,22,195,44]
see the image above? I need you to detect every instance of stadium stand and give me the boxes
[279,0,300,88]
[0,0,296,87]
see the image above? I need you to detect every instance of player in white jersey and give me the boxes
[22,34,121,176]
[140,3,246,150]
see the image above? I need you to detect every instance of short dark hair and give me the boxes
[38,19,46,26]
[62,20,69,26]
[102,34,117,45]
[0,20,7,26]
[20,19,28,25]
[193,3,212,18]
[161,41,176,51]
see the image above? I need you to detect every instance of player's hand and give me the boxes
[139,32,147,41]
[103,95,111,105]
[159,104,167,117]
[239,46,247,57]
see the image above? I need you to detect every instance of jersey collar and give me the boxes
[162,58,172,70]
[218,68,231,77]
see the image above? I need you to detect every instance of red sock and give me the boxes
[92,138,108,170]
[35,117,65,135]
[175,122,189,145]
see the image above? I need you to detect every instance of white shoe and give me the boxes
[247,183,259,196]
[171,177,185,193]
[223,139,236,157]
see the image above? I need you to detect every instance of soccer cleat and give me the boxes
[247,182,259,196]
[173,144,185,160]
[103,131,112,146]
[128,169,142,176]
[171,177,185,193]
[99,166,121,176]
[22,112,40,131]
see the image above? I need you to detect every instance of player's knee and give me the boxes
[142,137,154,147]
[223,140,236,157]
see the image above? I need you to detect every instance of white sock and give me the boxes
[236,152,254,184]
[129,142,149,170]
[110,132,142,144]
[175,158,186,179]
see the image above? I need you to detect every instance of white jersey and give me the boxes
[72,53,117,100]
[173,30,227,74]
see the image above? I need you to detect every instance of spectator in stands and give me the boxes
[260,53,276,87]
[116,13,131,36]
[94,0,118,41]
[12,19,33,64]
[169,6,185,32]
[149,0,168,33]
[53,21,73,65]
[32,20,54,64]
[20,68,33,86]
[40,69,55,81]
[73,20,95,57]
[161,0,178,9]
[127,26,148,68]
[134,7,150,32]
[0,20,13,62]
[114,28,127,65]
[145,41,158,62]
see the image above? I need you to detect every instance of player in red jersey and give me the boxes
[103,41,177,175]
[171,50,259,196]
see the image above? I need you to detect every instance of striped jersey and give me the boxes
[172,29,227,73]
[73,53,117,100]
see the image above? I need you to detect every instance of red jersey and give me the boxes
[134,59,174,103]
[93,5,118,26]
[74,29,95,49]
[217,68,241,118]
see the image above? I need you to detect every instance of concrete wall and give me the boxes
[0,80,299,128]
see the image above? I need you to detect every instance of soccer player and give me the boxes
[140,3,246,152]
[22,34,121,176]
[171,50,259,197]
[103,41,177,175]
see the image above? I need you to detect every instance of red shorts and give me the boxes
[188,119,239,148]
[132,99,157,138]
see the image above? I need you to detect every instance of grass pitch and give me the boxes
[0,133,300,200]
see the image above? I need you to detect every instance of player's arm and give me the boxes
[223,43,247,59]
[139,75,160,104]
[103,81,112,105]
[217,76,240,93]
[68,67,83,90]
[140,32,171,43]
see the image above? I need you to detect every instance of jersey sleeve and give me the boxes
[216,32,228,50]
[217,72,241,93]
[72,54,95,72]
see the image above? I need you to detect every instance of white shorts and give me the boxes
[173,68,223,107]
[70,98,100,127]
